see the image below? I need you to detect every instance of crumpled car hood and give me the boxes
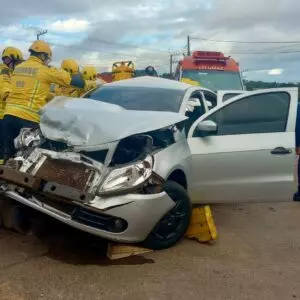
[40,96,187,148]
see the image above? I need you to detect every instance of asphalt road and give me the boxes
[1,202,300,300]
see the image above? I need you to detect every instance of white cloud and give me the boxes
[0,25,32,40]
[2,39,28,54]
[49,18,90,33]
[0,0,299,79]
[268,68,284,75]
[243,68,285,76]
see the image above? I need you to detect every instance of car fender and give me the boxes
[153,139,192,186]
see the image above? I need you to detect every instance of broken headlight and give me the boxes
[14,128,44,150]
[98,156,154,195]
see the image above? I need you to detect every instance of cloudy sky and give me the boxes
[0,0,299,82]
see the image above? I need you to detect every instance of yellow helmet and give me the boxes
[29,40,52,58]
[61,59,79,74]
[82,66,97,80]
[2,47,23,61]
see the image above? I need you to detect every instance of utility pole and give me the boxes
[169,54,173,77]
[169,51,184,78]
[187,35,191,56]
[37,29,47,40]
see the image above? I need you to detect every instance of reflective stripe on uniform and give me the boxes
[0,64,11,120]
[4,103,40,123]
[5,103,38,114]
[29,80,40,108]
[0,69,10,75]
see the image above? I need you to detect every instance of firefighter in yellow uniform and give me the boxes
[55,59,81,97]
[83,66,107,91]
[55,59,95,97]
[77,65,99,96]
[45,83,57,102]
[0,47,23,164]
[82,66,97,90]
[3,40,86,160]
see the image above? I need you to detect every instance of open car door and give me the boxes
[187,88,298,204]
[217,90,248,106]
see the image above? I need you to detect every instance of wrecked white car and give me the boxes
[0,78,298,250]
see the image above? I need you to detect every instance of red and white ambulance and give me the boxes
[175,51,244,92]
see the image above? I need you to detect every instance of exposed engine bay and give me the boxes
[2,127,170,204]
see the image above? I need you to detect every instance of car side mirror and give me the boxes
[197,120,217,132]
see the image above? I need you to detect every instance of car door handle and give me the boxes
[271,147,292,155]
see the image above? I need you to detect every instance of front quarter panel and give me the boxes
[153,139,192,187]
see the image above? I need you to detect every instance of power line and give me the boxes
[228,49,300,55]
[183,34,300,55]
[190,36,300,44]
[237,43,300,53]
[5,34,300,58]
[0,34,176,60]
[1,24,182,56]
[23,26,177,53]
[50,41,147,57]
[0,24,177,54]
[86,37,171,53]
[1,36,166,59]
[188,35,300,54]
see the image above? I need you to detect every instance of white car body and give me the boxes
[0,78,297,248]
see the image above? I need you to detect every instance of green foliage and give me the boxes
[244,80,300,91]
[244,80,300,101]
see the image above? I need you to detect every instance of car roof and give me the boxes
[103,76,192,91]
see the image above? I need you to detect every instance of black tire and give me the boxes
[143,180,192,250]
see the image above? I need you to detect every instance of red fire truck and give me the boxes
[175,51,244,91]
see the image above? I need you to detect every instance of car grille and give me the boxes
[35,158,96,191]
[81,150,108,164]
[41,140,69,152]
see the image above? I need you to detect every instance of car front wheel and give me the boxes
[143,180,192,250]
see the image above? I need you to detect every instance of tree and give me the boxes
[243,80,300,101]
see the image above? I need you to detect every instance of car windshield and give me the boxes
[182,70,243,91]
[84,86,185,112]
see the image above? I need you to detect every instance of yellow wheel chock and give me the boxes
[185,205,218,243]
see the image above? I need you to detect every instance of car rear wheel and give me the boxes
[143,180,192,250]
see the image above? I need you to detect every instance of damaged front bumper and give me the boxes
[0,149,175,243]
[2,190,174,243]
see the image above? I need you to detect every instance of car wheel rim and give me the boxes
[152,198,187,241]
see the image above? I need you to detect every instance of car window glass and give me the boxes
[193,92,290,137]
[222,93,242,102]
[84,86,185,112]
[203,92,217,108]
[182,70,243,91]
